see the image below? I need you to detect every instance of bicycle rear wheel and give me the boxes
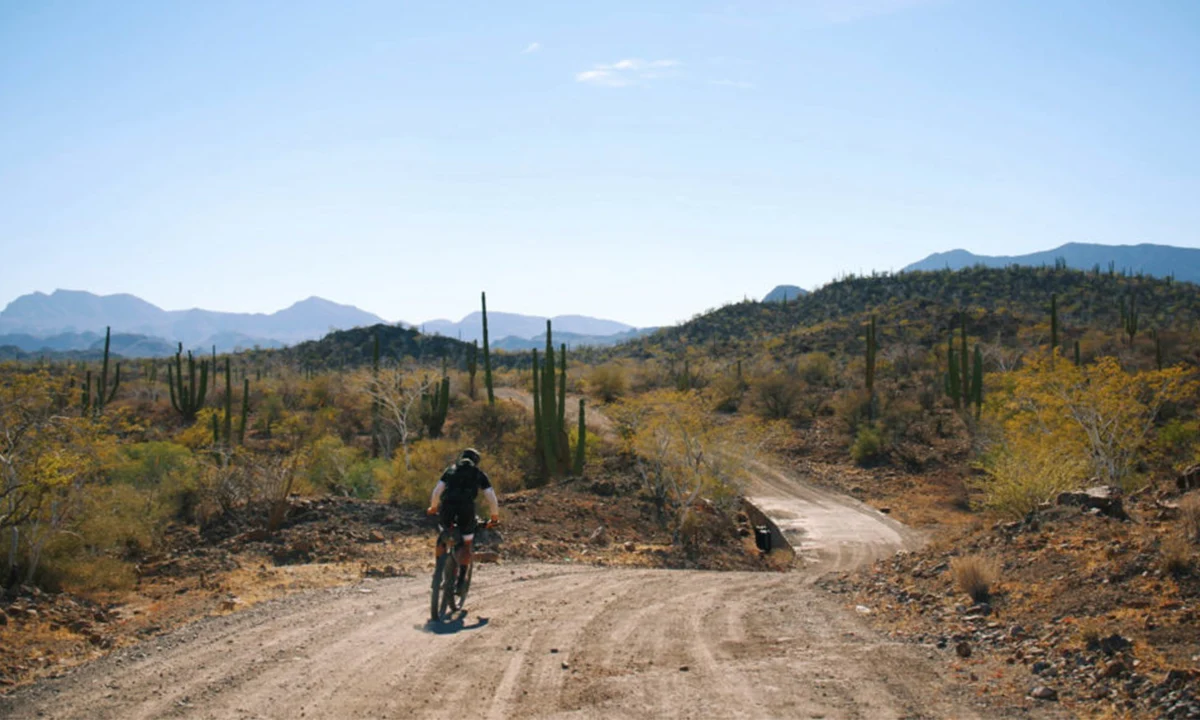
[430,553,447,621]
[438,553,458,620]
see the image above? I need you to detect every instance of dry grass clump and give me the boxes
[1179,493,1200,544]
[950,555,1000,602]
[1160,533,1193,576]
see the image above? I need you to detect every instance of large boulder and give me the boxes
[1056,485,1129,520]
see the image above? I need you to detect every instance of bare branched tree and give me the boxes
[356,365,433,469]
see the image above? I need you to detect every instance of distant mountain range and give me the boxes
[491,327,657,351]
[0,290,647,357]
[0,290,386,355]
[903,242,1200,283]
[419,312,636,344]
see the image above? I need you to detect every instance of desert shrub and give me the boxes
[710,374,746,413]
[455,399,524,453]
[1180,493,1200,544]
[109,441,200,519]
[33,483,165,592]
[307,435,374,498]
[972,440,1087,518]
[831,387,873,435]
[795,352,834,386]
[587,363,628,402]
[380,437,461,507]
[751,373,805,421]
[175,408,221,449]
[850,425,885,466]
[950,555,999,602]
[1160,533,1193,575]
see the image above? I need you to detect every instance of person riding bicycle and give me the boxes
[427,448,499,591]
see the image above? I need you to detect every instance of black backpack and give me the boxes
[443,461,483,502]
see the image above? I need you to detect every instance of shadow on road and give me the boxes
[418,614,490,635]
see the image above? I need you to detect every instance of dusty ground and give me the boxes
[0,460,1053,720]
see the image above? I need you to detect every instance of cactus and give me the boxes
[222,358,233,445]
[238,378,250,445]
[971,344,984,420]
[959,314,970,406]
[371,333,381,457]
[1050,293,1058,353]
[945,332,961,408]
[84,326,121,415]
[532,349,544,470]
[558,343,567,432]
[467,340,478,400]
[1120,291,1139,346]
[574,398,586,477]
[1074,340,1081,367]
[532,323,570,481]
[481,292,495,405]
[865,315,877,395]
[421,360,451,438]
[168,343,210,422]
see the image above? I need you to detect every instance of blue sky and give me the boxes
[2,0,1198,327]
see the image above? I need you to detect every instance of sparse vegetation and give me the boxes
[950,554,999,602]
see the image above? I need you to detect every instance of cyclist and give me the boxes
[427,448,499,591]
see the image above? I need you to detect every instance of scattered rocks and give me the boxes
[1055,486,1129,521]
[1030,686,1059,702]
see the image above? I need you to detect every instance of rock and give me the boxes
[623,541,636,553]
[561,661,570,670]
[1056,486,1129,520]
[855,605,872,615]
[1032,661,1052,675]
[368,530,385,543]
[1178,465,1200,492]
[589,481,616,497]
[956,642,972,658]
[588,526,609,546]
[550,648,559,654]
[1030,686,1058,701]
[1099,660,1127,679]
[1088,633,1132,655]
[679,666,690,672]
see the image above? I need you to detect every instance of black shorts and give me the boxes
[439,498,477,536]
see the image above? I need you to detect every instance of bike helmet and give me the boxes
[461,448,481,466]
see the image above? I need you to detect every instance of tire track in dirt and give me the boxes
[1,463,1064,719]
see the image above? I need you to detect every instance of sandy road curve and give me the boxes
[746,460,925,575]
[1,461,1051,719]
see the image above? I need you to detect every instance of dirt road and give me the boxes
[1,463,1053,719]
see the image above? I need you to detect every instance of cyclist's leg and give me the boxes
[454,502,477,567]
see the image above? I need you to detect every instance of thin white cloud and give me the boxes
[711,79,754,89]
[575,58,682,87]
[521,42,541,54]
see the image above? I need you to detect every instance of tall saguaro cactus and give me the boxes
[1050,293,1059,353]
[532,322,571,481]
[481,292,495,405]
[467,340,479,400]
[421,359,451,438]
[1120,290,1139,346]
[83,326,122,415]
[168,343,209,422]
[574,398,587,477]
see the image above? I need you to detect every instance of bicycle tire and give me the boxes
[430,552,447,621]
[438,552,458,620]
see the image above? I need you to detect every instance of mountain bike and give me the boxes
[430,517,498,622]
